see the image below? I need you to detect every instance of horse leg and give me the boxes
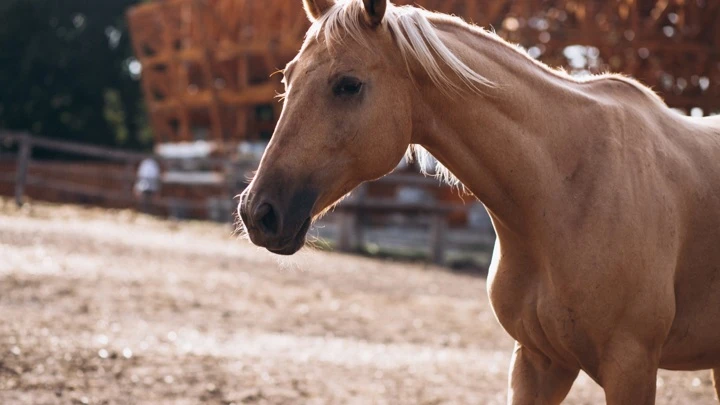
[713,368,720,402]
[508,342,579,405]
[597,337,661,405]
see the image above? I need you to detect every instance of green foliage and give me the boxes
[0,0,152,150]
[103,89,128,144]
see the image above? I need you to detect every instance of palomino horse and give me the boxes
[238,0,720,403]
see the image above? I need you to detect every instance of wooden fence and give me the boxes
[0,131,491,266]
[0,131,234,215]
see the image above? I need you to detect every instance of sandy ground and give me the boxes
[0,198,717,405]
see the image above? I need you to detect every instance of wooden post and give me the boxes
[429,213,447,266]
[14,134,32,207]
[124,161,136,194]
[336,184,369,253]
[336,212,355,252]
[352,184,368,252]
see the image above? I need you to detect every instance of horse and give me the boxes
[238,0,720,403]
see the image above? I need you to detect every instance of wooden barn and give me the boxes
[127,0,720,148]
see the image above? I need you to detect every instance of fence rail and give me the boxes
[0,131,226,211]
[0,131,489,266]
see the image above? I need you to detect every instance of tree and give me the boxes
[0,0,151,150]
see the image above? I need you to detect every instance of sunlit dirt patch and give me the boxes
[0,199,716,404]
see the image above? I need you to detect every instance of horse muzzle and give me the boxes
[238,186,317,255]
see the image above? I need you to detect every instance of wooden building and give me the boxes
[127,0,720,149]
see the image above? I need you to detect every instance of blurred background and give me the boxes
[1,1,720,404]
[1,0,719,269]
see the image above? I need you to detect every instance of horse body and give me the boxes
[660,114,720,370]
[239,0,720,402]
[485,108,720,375]
[419,25,720,400]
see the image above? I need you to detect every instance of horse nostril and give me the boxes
[254,202,280,236]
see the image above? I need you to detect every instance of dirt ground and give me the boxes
[0,198,717,405]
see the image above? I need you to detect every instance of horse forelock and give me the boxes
[306,0,495,96]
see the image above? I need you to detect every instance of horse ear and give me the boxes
[362,0,387,26]
[303,0,335,21]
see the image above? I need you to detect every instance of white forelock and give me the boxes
[307,0,496,95]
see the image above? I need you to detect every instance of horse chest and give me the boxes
[487,253,586,367]
[487,261,541,345]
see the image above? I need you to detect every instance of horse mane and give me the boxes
[308,0,667,105]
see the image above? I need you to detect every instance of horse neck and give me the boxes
[410,21,602,237]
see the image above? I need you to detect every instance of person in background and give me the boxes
[134,157,161,214]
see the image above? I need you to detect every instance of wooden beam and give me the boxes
[14,134,32,207]
[28,136,151,162]
[218,82,280,106]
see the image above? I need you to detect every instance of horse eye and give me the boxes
[333,77,363,96]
